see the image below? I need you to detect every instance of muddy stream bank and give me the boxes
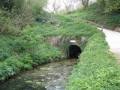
[0,59,77,90]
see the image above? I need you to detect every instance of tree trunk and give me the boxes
[82,0,89,8]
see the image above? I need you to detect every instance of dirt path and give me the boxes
[98,27,120,64]
[98,27,120,54]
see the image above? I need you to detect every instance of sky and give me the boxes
[45,0,96,13]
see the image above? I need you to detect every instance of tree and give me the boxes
[0,0,24,11]
[63,0,73,12]
[97,0,120,13]
[52,0,61,14]
[81,0,89,8]
[105,0,120,12]
[97,0,106,12]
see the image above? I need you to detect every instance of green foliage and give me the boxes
[0,35,16,61]
[0,62,11,80]
[97,0,120,13]
[13,0,24,11]
[5,57,23,74]
[16,25,44,51]
[0,54,33,81]
[26,0,48,22]
[0,9,32,35]
[32,44,62,65]
[18,54,33,70]
[66,32,120,89]
[0,0,24,11]
[35,23,58,35]
[40,15,98,36]
[67,3,120,29]
[0,25,62,81]
[0,0,47,35]
[0,39,11,61]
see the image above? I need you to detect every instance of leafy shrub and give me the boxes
[0,36,15,61]
[0,41,10,61]
[97,0,120,13]
[44,15,98,37]
[32,43,62,65]
[0,62,12,81]
[5,57,23,75]
[15,25,44,52]
[18,54,33,70]
[28,0,47,22]
[0,0,24,11]
[0,9,32,35]
[0,53,33,81]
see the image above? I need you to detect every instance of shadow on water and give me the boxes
[0,59,77,90]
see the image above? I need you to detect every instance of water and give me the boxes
[0,59,77,90]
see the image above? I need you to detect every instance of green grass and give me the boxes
[36,15,99,37]
[66,32,120,89]
[67,3,120,30]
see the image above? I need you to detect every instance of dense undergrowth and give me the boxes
[0,0,62,83]
[67,3,120,30]
[36,15,98,37]
[0,26,62,82]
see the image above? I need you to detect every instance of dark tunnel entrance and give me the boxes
[67,45,82,59]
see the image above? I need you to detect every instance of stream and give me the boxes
[0,59,77,90]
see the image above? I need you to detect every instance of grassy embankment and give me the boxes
[67,2,120,30]
[62,7,120,89]
[66,32,120,89]
[0,27,62,82]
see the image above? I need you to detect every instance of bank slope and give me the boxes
[66,32,120,89]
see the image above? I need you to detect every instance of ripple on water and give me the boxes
[0,59,77,90]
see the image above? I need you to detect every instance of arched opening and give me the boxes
[67,45,82,59]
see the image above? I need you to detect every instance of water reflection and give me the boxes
[0,59,77,90]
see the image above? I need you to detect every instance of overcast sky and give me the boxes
[45,0,96,13]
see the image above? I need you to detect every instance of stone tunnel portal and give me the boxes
[68,45,82,59]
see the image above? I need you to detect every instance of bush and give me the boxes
[97,0,120,13]
[44,15,98,36]
[0,9,32,35]
[15,25,44,52]
[0,40,11,61]
[5,57,23,74]
[32,43,62,65]
[18,54,33,70]
[0,62,12,81]
[0,36,15,61]
[0,0,24,11]
[0,53,33,81]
